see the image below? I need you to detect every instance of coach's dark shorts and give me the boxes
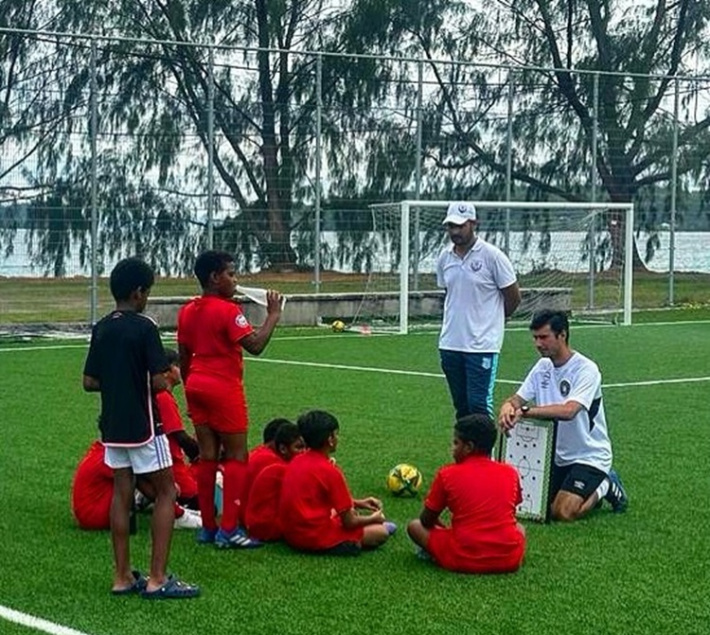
[550,463,607,502]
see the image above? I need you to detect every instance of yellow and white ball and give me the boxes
[331,319,346,332]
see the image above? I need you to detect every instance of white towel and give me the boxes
[236,285,287,310]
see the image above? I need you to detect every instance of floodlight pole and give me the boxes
[413,60,423,291]
[89,39,99,325]
[669,77,679,306]
[206,44,215,249]
[504,70,514,255]
[314,54,323,293]
[588,73,599,310]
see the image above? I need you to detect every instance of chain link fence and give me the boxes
[1,28,708,326]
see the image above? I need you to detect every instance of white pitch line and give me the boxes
[0,605,95,635]
[2,342,710,389]
[602,376,710,388]
[247,357,710,389]
[0,343,88,353]
[248,356,446,379]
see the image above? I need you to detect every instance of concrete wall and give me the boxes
[147,288,572,329]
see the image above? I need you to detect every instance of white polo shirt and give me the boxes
[436,238,517,353]
[516,352,613,473]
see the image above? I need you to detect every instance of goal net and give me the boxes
[350,200,634,334]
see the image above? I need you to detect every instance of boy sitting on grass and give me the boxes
[240,417,295,525]
[155,348,200,511]
[72,440,201,531]
[244,422,305,541]
[279,410,396,555]
[407,414,526,574]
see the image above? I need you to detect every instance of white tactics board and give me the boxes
[500,419,557,522]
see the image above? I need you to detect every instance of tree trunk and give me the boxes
[255,0,296,270]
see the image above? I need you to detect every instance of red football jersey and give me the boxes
[425,454,525,573]
[156,390,186,462]
[241,445,282,523]
[71,441,113,530]
[244,462,287,541]
[278,450,363,550]
[177,295,254,384]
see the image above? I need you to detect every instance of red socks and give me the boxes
[220,458,248,533]
[196,460,219,531]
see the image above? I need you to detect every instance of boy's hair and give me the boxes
[262,418,293,444]
[454,414,498,455]
[109,258,155,302]
[297,410,339,449]
[274,422,301,448]
[530,309,570,342]
[193,250,235,289]
[164,347,179,367]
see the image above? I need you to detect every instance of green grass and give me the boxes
[1,270,709,323]
[1,322,710,634]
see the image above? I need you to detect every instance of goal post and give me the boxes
[363,200,635,334]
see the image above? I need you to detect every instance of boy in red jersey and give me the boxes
[244,422,305,541]
[178,250,283,548]
[156,348,200,510]
[71,440,201,531]
[71,440,117,531]
[240,418,295,524]
[83,257,199,598]
[279,410,395,555]
[407,414,526,574]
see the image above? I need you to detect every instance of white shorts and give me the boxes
[104,435,172,475]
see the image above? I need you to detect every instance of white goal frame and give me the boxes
[369,200,635,334]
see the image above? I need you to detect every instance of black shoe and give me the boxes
[605,469,629,513]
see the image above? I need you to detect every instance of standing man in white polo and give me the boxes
[437,202,521,419]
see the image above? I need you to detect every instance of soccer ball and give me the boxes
[386,463,423,498]
[331,319,346,332]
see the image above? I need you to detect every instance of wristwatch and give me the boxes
[520,405,530,416]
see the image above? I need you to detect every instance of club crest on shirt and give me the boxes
[235,314,249,328]
[470,260,483,272]
[559,379,571,397]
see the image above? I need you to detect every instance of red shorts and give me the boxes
[427,527,525,574]
[172,461,198,500]
[185,375,248,434]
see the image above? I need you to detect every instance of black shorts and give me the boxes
[550,463,607,502]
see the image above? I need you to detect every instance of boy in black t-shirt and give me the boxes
[83,257,199,599]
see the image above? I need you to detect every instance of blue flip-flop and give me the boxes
[141,574,200,600]
[111,570,147,596]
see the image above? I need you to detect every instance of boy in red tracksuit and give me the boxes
[178,250,282,548]
[407,414,526,574]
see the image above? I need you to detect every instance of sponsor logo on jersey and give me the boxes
[235,314,249,328]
